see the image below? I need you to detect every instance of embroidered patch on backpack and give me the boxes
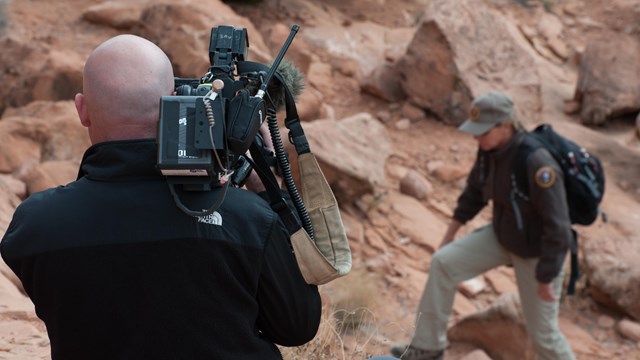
[535,166,556,188]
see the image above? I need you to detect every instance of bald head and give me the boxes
[75,35,175,144]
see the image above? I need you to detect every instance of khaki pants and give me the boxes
[411,224,575,360]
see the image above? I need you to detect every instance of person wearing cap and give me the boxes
[391,91,575,360]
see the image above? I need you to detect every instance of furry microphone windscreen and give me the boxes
[265,58,305,111]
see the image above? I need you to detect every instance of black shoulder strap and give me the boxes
[513,133,542,197]
[567,229,580,295]
[476,149,488,184]
[282,83,310,155]
[248,142,302,236]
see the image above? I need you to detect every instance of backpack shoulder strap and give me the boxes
[512,132,542,198]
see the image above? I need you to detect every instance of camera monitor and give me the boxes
[157,95,224,177]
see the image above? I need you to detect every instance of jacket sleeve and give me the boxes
[527,149,572,283]
[255,216,321,346]
[453,152,489,224]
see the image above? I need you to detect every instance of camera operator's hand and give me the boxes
[244,123,282,193]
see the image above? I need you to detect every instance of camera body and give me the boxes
[157,25,265,189]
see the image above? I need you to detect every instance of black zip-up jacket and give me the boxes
[0,139,321,360]
[452,131,572,283]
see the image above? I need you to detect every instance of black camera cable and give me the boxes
[265,102,314,240]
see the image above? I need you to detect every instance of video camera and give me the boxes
[157,25,289,190]
[155,25,351,284]
[156,24,306,219]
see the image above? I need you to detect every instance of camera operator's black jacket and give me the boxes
[1,139,321,360]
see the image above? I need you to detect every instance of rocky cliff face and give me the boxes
[1,0,639,359]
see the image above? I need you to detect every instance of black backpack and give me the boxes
[512,123,606,294]
[513,124,606,225]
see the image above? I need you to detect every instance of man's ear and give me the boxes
[75,93,90,128]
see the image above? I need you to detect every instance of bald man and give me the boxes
[76,34,175,142]
[1,34,321,360]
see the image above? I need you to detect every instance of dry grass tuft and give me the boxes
[280,266,385,359]
[327,267,379,330]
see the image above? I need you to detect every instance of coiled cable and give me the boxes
[266,107,314,239]
[204,95,233,183]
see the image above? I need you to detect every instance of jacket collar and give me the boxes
[489,129,526,160]
[77,139,161,181]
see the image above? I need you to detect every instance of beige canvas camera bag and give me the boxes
[290,152,352,285]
